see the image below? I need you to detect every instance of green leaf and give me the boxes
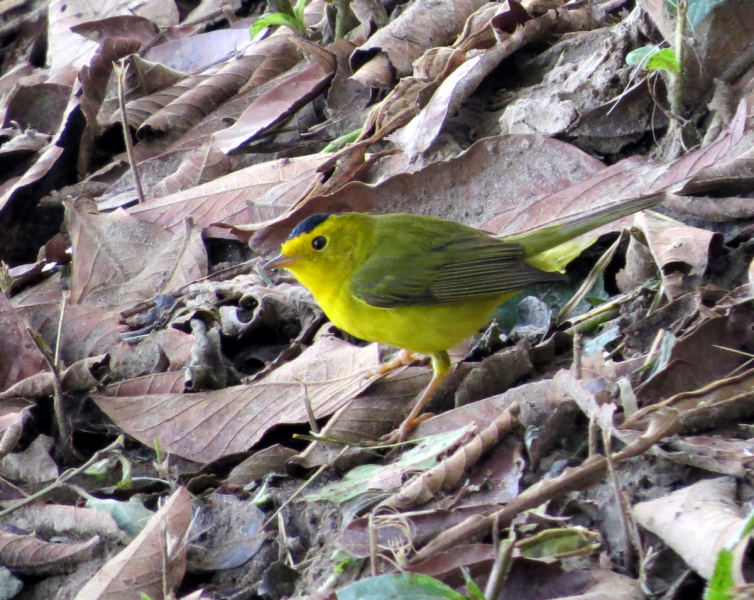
[626,46,659,66]
[626,47,680,78]
[461,568,485,600]
[250,12,305,38]
[646,48,680,77]
[294,0,307,23]
[337,573,469,600]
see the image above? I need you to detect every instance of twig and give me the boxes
[484,526,515,600]
[0,436,124,518]
[114,60,145,204]
[27,326,75,458]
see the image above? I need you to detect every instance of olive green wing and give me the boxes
[350,234,565,308]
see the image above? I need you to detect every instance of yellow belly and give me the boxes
[322,288,514,355]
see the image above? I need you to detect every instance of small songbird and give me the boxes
[265,193,663,442]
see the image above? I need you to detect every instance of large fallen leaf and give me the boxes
[92,335,381,462]
[250,133,606,250]
[633,477,744,581]
[74,487,192,600]
[127,153,331,234]
[66,197,207,312]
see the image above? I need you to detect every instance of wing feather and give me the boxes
[351,229,565,308]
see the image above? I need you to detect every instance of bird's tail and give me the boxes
[506,191,667,272]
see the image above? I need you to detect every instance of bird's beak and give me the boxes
[264,254,299,271]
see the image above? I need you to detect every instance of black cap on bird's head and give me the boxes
[288,213,332,240]
[264,213,334,271]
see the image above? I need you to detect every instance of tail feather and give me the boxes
[504,192,667,259]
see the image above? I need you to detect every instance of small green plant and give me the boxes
[250,0,308,39]
[626,46,680,79]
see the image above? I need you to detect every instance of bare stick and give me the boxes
[114,60,145,204]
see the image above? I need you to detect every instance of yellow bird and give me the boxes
[265,194,663,442]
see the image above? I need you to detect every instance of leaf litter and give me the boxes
[1,0,754,598]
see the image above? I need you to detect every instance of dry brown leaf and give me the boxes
[142,28,254,75]
[635,303,754,405]
[250,133,605,251]
[2,82,71,136]
[104,371,186,396]
[0,434,58,483]
[127,153,331,235]
[633,477,744,581]
[147,141,231,198]
[12,276,135,368]
[0,355,107,399]
[636,211,720,299]
[138,52,269,138]
[70,14,159,44]
[0,292,47,393]
[47,0,177,71]
[351,0,488,80]
[92,335,381,462]
[379,405,518,510]
[66,197,207,312]
[114,71,213,130]
[73,487,192,600]
[226,444,299,485]
[0,531,100,576]
[1,503,129,544]
[212,53,336,154]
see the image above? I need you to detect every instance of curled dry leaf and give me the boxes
[635,211,720,300]
[92,336,381,462]
[73,487,192,600]
[633,477,745,581]
[0,531,100,576]
[138,52,268,138]
[70,14,160,45]
[212,50,337,154]
[0,355,108,400]
[350,0,488,80]
[379,404,519,510]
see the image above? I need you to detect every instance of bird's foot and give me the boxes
[374,413,434,446]
[367,349,416,379]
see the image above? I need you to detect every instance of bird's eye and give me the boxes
[312,236,327,251]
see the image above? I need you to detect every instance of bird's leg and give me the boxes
[368,349,416,378]
[379,351,451,445]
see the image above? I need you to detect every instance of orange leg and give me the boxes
[379,351,451,445]
[368,349,416,378]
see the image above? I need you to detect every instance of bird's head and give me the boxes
[264,213,366,282]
